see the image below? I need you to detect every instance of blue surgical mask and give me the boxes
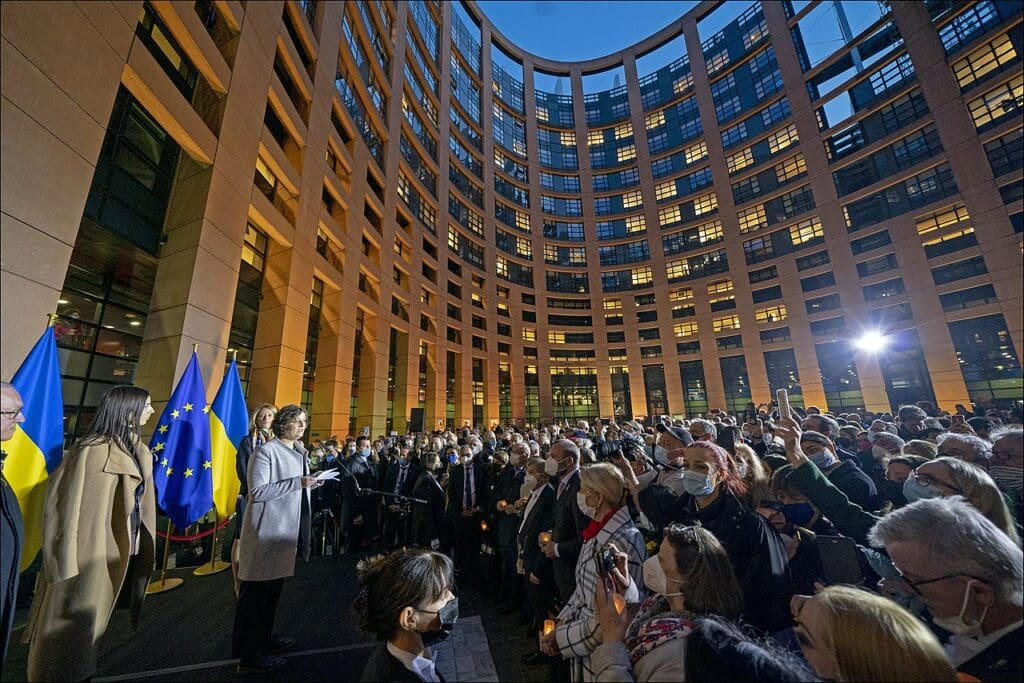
[681,470,715,497]
[780,502,814,525]
[326,454,336,462]
[903,475,943,503]
[807,448,837,470]
[359,449,371,458]
[448,453,458,464]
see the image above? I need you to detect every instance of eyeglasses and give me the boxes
[891,569,980,596]
[0,409,23,418]
[911,469,962,493]
[992,449,1017,462]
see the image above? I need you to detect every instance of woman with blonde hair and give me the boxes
[791,585,956,682]
[538,463,647,682]
[734,443,772,508]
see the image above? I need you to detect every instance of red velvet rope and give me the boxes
[155,515,233,541]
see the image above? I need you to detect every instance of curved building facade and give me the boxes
[1,0,1021,438]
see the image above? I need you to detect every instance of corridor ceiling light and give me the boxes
[855,331,889,353]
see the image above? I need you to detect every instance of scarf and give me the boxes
[625,594,694,666]
[582,506,621,542]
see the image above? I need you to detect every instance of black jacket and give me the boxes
[445,460,489,518]
[360,641,446,682]
[341,458,379,530]
[409,470,447,549]
[1,469,24,663]
[652,489,793,634]
[382,462,421,498]
[823,461,880,511]
[494,466,526,548]
[544,469,588,595]
[957,624,1022,682]
[517,484,555,576]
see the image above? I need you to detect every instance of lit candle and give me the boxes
[497,500,507,511]
[540,531,552,544]
[543,619,555,635]
[612,593,626,615]
[480,520,488,531]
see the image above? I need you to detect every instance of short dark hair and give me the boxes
[686,615,815,682]
[270,404,306,438]
[355,549,455,640]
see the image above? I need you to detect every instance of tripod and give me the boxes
[368,489,427,550]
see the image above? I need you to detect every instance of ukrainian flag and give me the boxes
[7,326,64,571]
[209,359,248,519]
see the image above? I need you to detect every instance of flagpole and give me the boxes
[193,510,230,575]
[147,518,184,594]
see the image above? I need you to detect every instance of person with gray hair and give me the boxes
[937,432,993,470]
[1,381,26,666]
[989,426,1022,517]
[869,496,1023,681]
[688,418,717,442]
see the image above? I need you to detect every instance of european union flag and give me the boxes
[149,351,213,530]
[8,326,64,570]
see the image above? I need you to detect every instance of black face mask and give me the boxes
[418,597,459,646]
[880,479,908,508]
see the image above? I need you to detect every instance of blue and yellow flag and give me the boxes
[7,326,64,570]
[149,351,213,530]
[209,360,248,519]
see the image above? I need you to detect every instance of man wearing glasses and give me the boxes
[870,496,1023,682]
[1,382,26,665]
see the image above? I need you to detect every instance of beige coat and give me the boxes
[23,439,156,682]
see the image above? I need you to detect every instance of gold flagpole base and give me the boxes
[146,576,184,594]
[193,560,230,576]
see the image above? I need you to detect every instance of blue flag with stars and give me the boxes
[149,351,213,530]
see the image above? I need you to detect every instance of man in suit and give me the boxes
[494,443,529,606]
[537,439,587,604]
[446,444,489,573]
[380,447,420,549]
[517,456,555,663]
[341,436,379,552]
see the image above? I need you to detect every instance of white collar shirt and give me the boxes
[386,641,439,682]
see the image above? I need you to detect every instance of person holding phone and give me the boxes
[537,463,646,682]
[591,524,743,681]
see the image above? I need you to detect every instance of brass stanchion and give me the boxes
[193,511,230,575]
[147,518,184,594]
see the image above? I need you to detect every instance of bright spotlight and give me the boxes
[855,331,888,353]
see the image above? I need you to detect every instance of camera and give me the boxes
[596,546,616,576]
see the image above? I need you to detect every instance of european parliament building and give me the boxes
[1,0,1021,440]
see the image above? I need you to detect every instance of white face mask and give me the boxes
[931,579,988,636]
[642,555,683,597]
[524,473,538,489]
[657,468,688,496]
[544,457,561,477]
[519,482,534,499]
[576,492,599,520]
[653,445,669,463]
[736,461,749,479]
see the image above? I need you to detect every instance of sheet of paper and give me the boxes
[315,468,340,481]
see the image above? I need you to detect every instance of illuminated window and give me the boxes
[712,314,741,332]
[645,111,666,129]
[666,258,689,280]
[625,214,646,233]
[587,130,604,146]
[617,144,637,162]
[738,205,768,233]
[789,216,824,245]
[922,227,976,248]
[655,180,678,201]
[706,278,734,296]
[693,193,717,215]
[515,209,531,232]
[953,33,1017,89]
[516,236,532,258]
[548,331,565,344]
[684,141,708,164]
[659,205,681,227]
[496,256,508,277]
[631,266,653,286]
[536,107,549,122]
[768,124,799,153]
[698,220,724,243]
[967,75,1023,129]
[706,51,730,74]
[561,131,577,146]
[674,321,699,337]
[604,298,622,311]
[447,226,459,250]
[673,72,694,94]
[522,327,536,341]
[623,190,643,208]
[727,148,754,173]
[497,302,509,315]
[775,154,807,183]
[614,122,633,139]
[755,304,788,323]
[916,204,971,235]
[669,287,694,302]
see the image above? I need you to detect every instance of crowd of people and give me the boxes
[1,377,1022,682]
